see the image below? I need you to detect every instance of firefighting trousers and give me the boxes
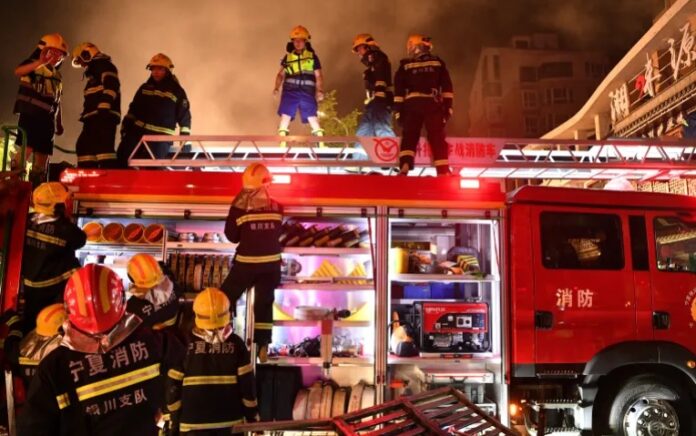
[356,101,395,138]
[220,261,280,345]
[76,115,118,169]
[21,281,66,334]
[399,100,450,175]
[117,126,172,168]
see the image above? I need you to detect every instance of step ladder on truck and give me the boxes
[3,131,696,435]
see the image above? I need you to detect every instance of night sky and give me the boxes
[0,0,662,162]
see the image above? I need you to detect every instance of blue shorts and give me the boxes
[278,89,317,123]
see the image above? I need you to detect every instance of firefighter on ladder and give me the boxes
[12,33,68,187]
[17,264,186,436]
[393,34,454,176]
[274,25,325,147]
[117,53,192,168]
[21,182,86,334]
[71,42,121,168]
[125,253,181,331]
[352,33,395,146]
[220,163,283,363]
[167,288,259,434]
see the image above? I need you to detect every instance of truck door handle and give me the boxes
[652,311,670,330]
[535,311,553,329]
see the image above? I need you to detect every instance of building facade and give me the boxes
[468,34,609,138]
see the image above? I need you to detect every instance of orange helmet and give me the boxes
[38,33,68,54]
[64,264,125,334]
[36,303,67,337]
[193,288,230,330]
[147,53,174,70]
[406,34,433,54]
[289,25,311,40]
[127,253,164,290]
[242,163,272,190]
[352,33,379,52]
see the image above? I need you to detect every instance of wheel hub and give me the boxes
[623,398,679,436]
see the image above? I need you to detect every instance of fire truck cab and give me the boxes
[509,186,696,434]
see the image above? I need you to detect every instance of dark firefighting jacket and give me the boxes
[17,316,186,436]
[393,53,454,114]
[0,310,23,365]
[14,55,62,116]
[123,74,191,136]
[126,276,180,331]
[224,190,283,264]
[22,213,86,289]
[168,326,258,432]
[362,48,393,106]
[80,54,121,123]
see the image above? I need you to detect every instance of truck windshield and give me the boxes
[654,216,696,272]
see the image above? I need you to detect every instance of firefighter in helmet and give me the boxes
[16,303,66,388]
[168,288,259,434]
[18,264,186,436]
[126,253,181,331]
[220,163,283,363]
[393,34,454,176]
[21,182,86,333]
[274,25,325,147]
[71,42,121,168]
[117,53,192,168]
[352,34,395,146]
[12,33,68,187]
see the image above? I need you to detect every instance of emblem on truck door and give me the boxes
[684,288,696,324]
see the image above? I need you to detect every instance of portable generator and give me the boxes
[417,302,490,354]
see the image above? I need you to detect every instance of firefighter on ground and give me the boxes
[126,253,181,331]
[16,303,66,388]
[17,264,186,436]
[22,182,86,334]
[12,33,68,187]
[117,53,192,168]
[393,34,454,176]
[352,34,395,144]
[71,42,121,168]
[167,288,259,434]
[274,25,325,147]
[220,164,282,363]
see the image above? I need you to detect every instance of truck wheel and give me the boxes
[607,374,694,436]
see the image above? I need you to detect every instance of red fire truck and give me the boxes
[2,135,696,435]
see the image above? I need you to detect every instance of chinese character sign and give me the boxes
[359,137,505,166]
[555,288,594,311]
[609,84,630,123]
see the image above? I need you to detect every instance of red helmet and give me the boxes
[64,264,125,334]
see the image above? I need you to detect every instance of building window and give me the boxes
[524,116,538,135]
[545,113,556,130]
[551,88,572,104]
[522,90,537,108]
[541,212,624,270]
[513,38,530,49]
[492,55,501,80]
[483,82,502,97]
[519,66,537,82]
[538,61,573,79]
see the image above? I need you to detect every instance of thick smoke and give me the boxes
[0,0,661,164]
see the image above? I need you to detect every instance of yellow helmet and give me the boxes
[127,253,164,290]
[36,303,67,337]
[406,34,433,53]
[147,53,174,70]
[289,25,311,40]
[193,288,230,330]
[242,163,272,190]
[352,33,378,52]
[38,33,68,54]
[71,42,100,68]
[33,182,69,215]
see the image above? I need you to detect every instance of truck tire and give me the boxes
[606,374,694,436]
